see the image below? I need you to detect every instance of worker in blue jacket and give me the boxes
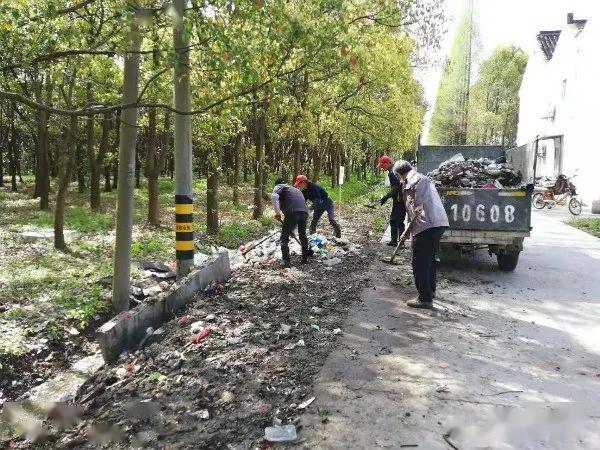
[378,155,406,246]
[294,174,342,238]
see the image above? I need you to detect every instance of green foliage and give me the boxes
[468,46,528,146]
[428,1,477,145]
[54,283,110,329]
[131,236,168,257]
[567,218,600,239]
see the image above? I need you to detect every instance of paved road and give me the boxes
[301,211,600,449]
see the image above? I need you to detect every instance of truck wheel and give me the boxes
[497,250,520,271]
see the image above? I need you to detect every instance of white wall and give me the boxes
[517,15,600,204]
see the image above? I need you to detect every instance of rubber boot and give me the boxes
[281,244,291,268]
[332,221,342,238]
[387,226,398,246]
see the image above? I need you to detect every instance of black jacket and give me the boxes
[382,169,403,206]
[302,181,330,204]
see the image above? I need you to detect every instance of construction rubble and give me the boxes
[427,153,522,188]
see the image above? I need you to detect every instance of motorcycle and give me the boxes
[532,174,582,215]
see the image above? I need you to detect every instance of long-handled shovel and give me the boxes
[381,216,417,265]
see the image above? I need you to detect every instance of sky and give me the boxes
[419,0,600,141]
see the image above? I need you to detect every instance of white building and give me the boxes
[517,12,600,206]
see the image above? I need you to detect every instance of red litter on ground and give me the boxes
[193,326,212,344]
[178,315,190,326]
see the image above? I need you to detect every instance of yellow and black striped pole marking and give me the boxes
[175,194,194,261]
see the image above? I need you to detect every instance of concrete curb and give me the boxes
[96,251,231,362]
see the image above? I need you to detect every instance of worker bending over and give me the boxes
[394,161,449,309]
[271,178,310,268]
[294,175,342,238]
[378,155,406,246]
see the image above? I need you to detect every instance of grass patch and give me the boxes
[132,236,169,257]
[371,216,387,234]
[567,218,600,238]
[32,205,112,232]
[54,283,111,329]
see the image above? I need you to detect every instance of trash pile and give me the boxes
[230,230,362,269]
[428,153,522,188]
[41,236,374,450]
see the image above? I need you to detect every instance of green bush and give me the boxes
[131,236,168,256]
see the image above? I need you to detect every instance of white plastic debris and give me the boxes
[264,424,297,442]
[297,397,316,409]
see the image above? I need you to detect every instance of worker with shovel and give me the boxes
[378,155,406,246]
[271,178,311,268]
[394,160,449,309]
[293,174,342,238]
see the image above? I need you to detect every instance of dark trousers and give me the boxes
[389,202,406,243]
[309,199,341,237]
[411,226,446,302]
[281,211,309,262]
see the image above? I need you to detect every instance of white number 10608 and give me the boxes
[450,204,515,223]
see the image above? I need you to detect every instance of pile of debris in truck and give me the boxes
[427,153,522,188]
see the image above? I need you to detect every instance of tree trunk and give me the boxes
[112,110,120,189]
[103,165,112,192]
[9,112,18,192]
[76,141,86,193]
[112,16,142,312]
[54,115,77,250]
[252,105,265,220]
[91,112,111,209]
[146,103,159,225]
[206,156,219,234]
[232,132,242,205]
[86,108,99,208]
[292,137,300,178]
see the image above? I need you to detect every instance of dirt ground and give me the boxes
[19,212,378,449]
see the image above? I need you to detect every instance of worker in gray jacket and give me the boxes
[394,161,449,309]
[272,178,310,268]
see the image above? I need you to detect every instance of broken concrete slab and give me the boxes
[96,251,230,362]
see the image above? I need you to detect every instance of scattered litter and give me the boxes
[309,324,320,332]
[205,314,216,322]
[139,261,176,279]
[67,327,80,336]
[280,324,291,334]
[436,385,450,393]
[190,320,205,333]
[297,396,315,409]
[264,424,297,442]
[177,315,190,326]
[196,409,210,420]
[333,328,342,335]
[192,326,212,344]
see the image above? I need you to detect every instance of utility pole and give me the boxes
[173,0,194,277]
[112,13,142,312]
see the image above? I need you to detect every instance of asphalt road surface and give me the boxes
[301,211,600,450]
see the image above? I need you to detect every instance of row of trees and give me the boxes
[0,0,443,308]
[428,1,527,147]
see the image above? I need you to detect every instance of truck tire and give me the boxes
[497,250,520,271]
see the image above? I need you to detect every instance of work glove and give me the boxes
[380,196,388,206]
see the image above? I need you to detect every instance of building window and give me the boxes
[561,79,567,99]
